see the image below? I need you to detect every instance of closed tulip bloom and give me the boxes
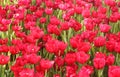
[0,55,10,65]
[76,51,90,64]
[19,68,34,77]
[78,65,93,77]
[93,52,106,69]
[99,24,111,33]
[64,52,76,65]
[93,36,106,47]
[40,59,54,70]
[108,66,120,77]
[106,54,115,66]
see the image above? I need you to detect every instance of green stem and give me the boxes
[1,65,5,77]
[45,70,47,77]
[67,28,72,50]
[116,53,119,65]
[98,69,103,77]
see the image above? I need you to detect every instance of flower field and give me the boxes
[0,0,120,77]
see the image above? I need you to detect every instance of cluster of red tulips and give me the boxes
[0,0,120,77]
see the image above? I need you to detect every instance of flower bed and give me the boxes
[0,0,120,77]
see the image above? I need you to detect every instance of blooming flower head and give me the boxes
[106,54,115,66]
[0,55,10,65]
[108,66,120,77]
[93,52,106,69]
[93,36,106,47]
[76,51,90,64]
[40,59,54,70]
[19,68,34,77]
[64,52,76,65]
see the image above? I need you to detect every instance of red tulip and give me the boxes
[77,42,91,53]
[55,56,64,68]
[93,36,106,47]
[106,54,115,66]
[108,66,120,77]
[0,55,10,65]
[99,24,111,33]
[19,68,34,77]
[45,8,53,15]
[93,52,106,69]
[78,65,93,77]
[66,64,78,77]
[76,51,90,64]
[106,40,116,52]
[40,59,54,70]
[64,52,76,65]
[40,17,46,24]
